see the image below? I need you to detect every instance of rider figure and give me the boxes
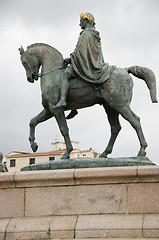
[53,12,111,109]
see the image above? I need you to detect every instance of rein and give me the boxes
[38,67,65,77]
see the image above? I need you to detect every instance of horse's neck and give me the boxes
[39,47,64,71]
[33,46,63,92]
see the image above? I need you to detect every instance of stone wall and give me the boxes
[0,165,159,239]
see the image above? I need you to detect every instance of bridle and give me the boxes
[24,53,65,78]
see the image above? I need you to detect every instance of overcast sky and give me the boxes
[0,0,159,164]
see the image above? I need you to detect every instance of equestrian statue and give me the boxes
[19,13,158,159]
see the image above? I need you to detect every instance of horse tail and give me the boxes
[126,66,158,103]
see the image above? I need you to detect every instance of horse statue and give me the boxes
[19,43,157,159]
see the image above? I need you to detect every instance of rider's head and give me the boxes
[80,13,95,29]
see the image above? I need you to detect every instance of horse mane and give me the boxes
[27,43,63,58]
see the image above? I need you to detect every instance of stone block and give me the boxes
[143,214,159,229]
[143,214,159,237]
[0,218,10,238]
[25,184,126,216]
[76,229,142,238]
[15,169,75,187]
[76,214,143,238]
[128,183,159,213]
[46,239,159,240]
[0,172,15,188]
[143,230,159,238]
[74,166,138,185]
[36,239,159,240]
[138,165,159,182]
[75,239,158,240]
[6,216,76,239]
[0,188,24,217]
[6,231,74,239]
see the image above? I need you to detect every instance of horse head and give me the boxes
[19,46,40,83]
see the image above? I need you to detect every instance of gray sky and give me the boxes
[0,0,159,164]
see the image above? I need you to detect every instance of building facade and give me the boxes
[3,141,99,172]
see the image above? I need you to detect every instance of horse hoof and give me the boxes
[99,152,107,158]
[137,149,146,157]
[61,152,70,159]
[31,142,38,152]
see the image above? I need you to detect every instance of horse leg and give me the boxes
[99,106,121,158]
[51,109,73,159]
[117,105,148,156]
[29,109,53,152]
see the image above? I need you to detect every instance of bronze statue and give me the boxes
[0,152,8,172]
[53,13,112,109]
[19,13,157,159]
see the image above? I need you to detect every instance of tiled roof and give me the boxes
[4,151,31,158]
[6,149,80,158]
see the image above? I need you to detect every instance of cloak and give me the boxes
[70,29,111,84]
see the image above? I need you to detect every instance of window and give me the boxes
[49,156,55,161]
[83,154,86,157]
[10,159,16,167]
[29,158,35,165]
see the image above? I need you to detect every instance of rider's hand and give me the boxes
[64,58,71,66]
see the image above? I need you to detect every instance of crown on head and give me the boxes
[80,13,94,23]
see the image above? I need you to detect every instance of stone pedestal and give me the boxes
[0,164,159,239]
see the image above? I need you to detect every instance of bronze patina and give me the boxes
[19,13,157,159]
[0,152,8,172]
[53,13,112,109]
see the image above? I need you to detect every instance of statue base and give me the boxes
[1,161,159,238]
[21,156,155,171]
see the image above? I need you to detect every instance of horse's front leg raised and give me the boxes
[51,108,73,159]
[29,109,53,152]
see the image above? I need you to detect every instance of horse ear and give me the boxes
[18,46,25,55]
